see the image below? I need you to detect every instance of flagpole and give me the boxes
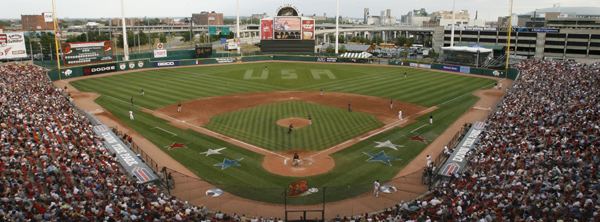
[335,0,339,54]
[51,0,62,80]
[121,0,130,61]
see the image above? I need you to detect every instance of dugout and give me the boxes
[439,46,493,67]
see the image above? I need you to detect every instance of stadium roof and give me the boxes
[522,7,600,16]
[442,46,493,53]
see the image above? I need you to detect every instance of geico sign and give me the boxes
[92,66,116,72]
[156,62,175,66]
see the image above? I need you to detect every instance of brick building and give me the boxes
[21,14,53,30]
[191,11,224,26]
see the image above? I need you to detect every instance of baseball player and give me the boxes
[373,180,381,197]
[404,72,408,78]
[308,114,312,125]
[429,115,433,125]
[347,102,352,112]
[288,124,294,134]
[292,152,300,167]
[140,88,144,96]
[389,99,394,110]
[129,110,134,120]
[426,155,432,168]
[320,88,324,96]
[398,110,403,120]
[177,102,182,112]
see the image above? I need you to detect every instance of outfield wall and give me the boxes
[47,55,519,81]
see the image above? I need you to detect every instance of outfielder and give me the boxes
[129,110,134,120]
[398,110,403,120]
[177,102,182,112]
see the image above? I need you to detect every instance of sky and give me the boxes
[4,0,600,21]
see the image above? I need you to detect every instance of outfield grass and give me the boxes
[205,100,383,151]
[71,62,495,204]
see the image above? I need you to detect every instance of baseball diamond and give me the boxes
[68,61,497,204]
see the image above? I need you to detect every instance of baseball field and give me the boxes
[70,62,495,204]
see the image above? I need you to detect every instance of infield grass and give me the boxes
[71,62,495,204]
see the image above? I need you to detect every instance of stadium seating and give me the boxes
[0,60,597,221]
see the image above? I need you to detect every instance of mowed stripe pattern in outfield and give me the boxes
[71,63,492,109]
[205,101,382,151]
[70,62,497,203]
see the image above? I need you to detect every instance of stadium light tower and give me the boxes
[335,0,339,54]
[121,0,130,61]
[450,0,456,47]
[236,0,241,54]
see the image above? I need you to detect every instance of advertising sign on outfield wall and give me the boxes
[317,57,337,63]
[83,63,117,75]
[418,64,432,69]
[441,65,460,72]
[152,61,180,67]
[0,32,28,60]
[459,66,471,74]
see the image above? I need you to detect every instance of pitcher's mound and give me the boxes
[276,117,311,129]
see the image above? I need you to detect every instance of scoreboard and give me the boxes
[62,41,114,66]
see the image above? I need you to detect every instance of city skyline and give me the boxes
[3,0,600,21]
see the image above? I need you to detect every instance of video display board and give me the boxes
[63,41,113,66]
[274,17,301,40]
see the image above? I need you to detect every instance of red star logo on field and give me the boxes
[410,135,428,144]
[166,142,186,150]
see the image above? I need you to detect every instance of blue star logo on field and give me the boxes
[214,158,243,170]
[363,151,400,166]
[200,147,227,156]
[374,140,404,151]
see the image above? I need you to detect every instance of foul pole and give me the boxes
[335,0,339,54]
[51,0,62,80]
[505,0,514,73]
[121,0,130,61]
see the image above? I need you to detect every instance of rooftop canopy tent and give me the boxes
[440,46,494,67]
[339,52,373,59]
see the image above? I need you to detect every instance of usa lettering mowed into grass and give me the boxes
[71,62,495,203]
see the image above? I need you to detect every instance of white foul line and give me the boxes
[153,127,177,136]
[410,124,428,133]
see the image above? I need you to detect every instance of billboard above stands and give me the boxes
[0,32,28,60]
[43,12,53,22]
[153,49,167,58]
[274,17,301,40]
[301,19,315,40]
[260,19,274,40]
[63,41,113,66]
